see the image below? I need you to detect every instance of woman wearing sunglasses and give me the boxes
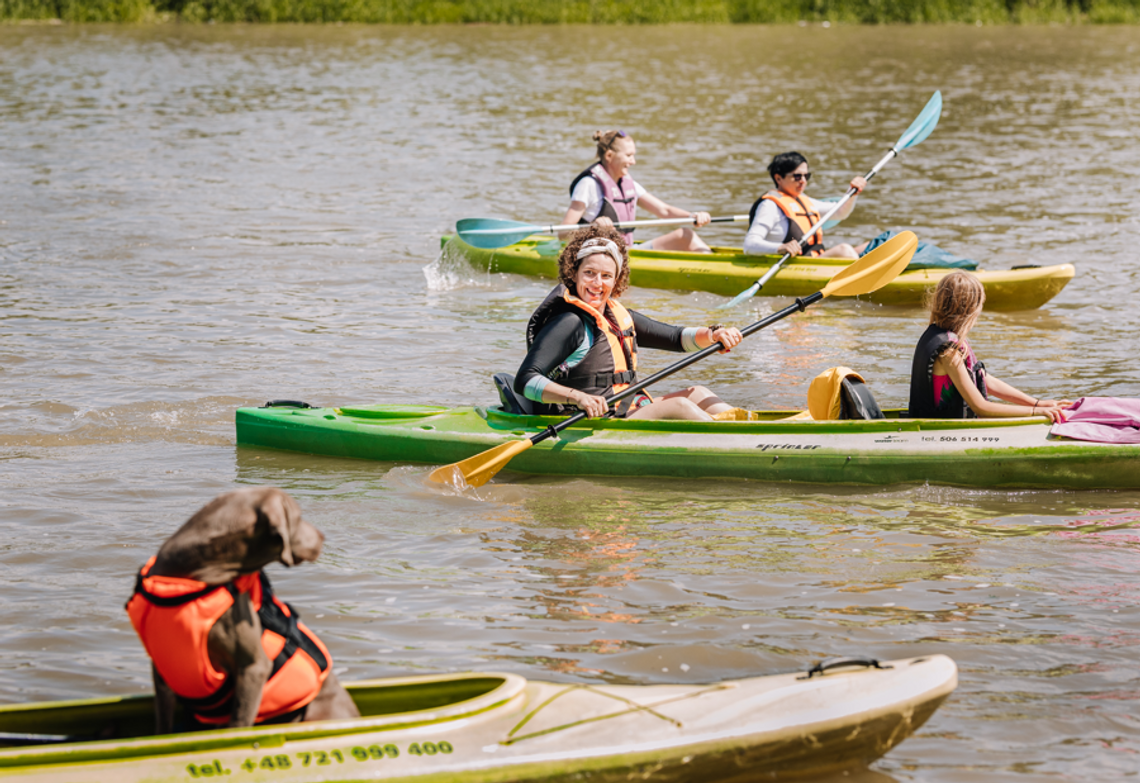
[559,129,712,252]
[743,151,869,259]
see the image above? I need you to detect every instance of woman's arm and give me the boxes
[537,380,609,418]
[513,314,609,417]
[742,200,785,256]
[986,375,1072,410]
[637,192,710,228]
[558,201,588,240]
[941,352,1068,422]
[630,311,742,353]
[812,177,866,223]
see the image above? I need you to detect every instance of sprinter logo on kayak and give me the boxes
[755,443,822,451]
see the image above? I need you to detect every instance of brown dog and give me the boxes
[127,487,359,732]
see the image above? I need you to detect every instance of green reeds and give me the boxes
[2,0,1139,26]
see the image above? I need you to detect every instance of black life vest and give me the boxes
[526,285,639,415]
[907,324,988,419]
[569,164,638,244]
[748,190,825,256]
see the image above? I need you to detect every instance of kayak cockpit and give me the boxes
[0,672,523,756]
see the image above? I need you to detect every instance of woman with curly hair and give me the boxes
[559,129,712,252]
[513,225,743,421]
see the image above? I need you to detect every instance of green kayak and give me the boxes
[0,655,956,782]
[439,235,1075,311]
[235,402,1140,490]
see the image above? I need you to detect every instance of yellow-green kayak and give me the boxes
[0,655,956,782]
[440,235,1074,311]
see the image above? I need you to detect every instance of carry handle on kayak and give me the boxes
[797,657,893,680]
[261,400,315,409]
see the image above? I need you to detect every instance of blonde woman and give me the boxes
[907,271,1070,421]
[559,129,711,252]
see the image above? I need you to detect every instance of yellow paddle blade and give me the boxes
[821,231,918,298]
[428,439,534,488]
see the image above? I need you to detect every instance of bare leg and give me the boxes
[626,386,733,420]
[627,397,710,421]
[820,243,859,259]
[662,385,733,415]
[642,227,711,253]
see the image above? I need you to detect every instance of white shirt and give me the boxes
[743,195,850,256]
[570,175,648,223]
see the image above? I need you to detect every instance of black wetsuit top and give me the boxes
[513,306,687,412]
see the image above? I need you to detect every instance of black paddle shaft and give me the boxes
[529,291,824,446]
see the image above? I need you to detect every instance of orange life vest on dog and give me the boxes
[126,557,331,726]
[755,190,825,256]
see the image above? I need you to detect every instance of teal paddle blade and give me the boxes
[456,218,542,249]
[535,239,563,257]
[895,91,942,151]
[718,281,760,310]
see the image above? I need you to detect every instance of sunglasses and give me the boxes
[606,130,628,148]
[785,172,812,182]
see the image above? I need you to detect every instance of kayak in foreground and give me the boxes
[440,235,1075,311]
[235,402,1140,491]
[0,656,956,783]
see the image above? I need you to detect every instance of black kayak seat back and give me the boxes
[493,373,536,416]
[839,377,885,420]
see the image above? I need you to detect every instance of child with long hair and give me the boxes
[907,271,1070,422]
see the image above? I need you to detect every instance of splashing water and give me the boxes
[423,237,493,292]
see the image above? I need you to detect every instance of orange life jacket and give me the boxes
[557,287,639,395]
[755,190,825,256]
[126,556,331,726]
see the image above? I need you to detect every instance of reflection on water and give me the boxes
[2,22,1140,782]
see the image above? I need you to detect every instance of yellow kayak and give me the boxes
[440,235,1074,311]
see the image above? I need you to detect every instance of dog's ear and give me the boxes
[257,490,296,566]
[256,489,323,567]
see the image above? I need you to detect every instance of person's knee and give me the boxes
[671,398,710,420]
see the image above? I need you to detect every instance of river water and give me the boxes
[2,23,1139,781]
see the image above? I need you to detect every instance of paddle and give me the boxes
[455,215,750,250]
[428,231,918,489]
[717,91,942,310]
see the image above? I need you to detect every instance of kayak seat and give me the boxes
[493,373,536,416]
[839,377,885,420]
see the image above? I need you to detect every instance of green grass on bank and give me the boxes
[3,0,1140,25]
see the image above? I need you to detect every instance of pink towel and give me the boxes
[1050,397,1140,444]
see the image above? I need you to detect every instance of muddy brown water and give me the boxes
[2,23,1139,781]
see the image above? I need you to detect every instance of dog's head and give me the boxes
[154,487,324,583]
[245,487,324,568]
